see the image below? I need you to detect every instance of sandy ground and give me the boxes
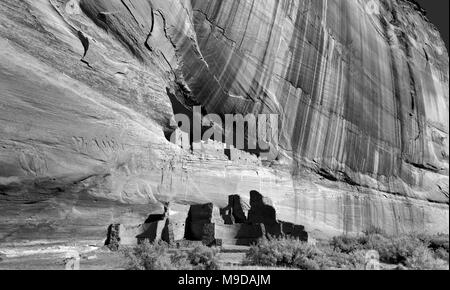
[0,243,255,270]
[0,243,405,270]
[0,241,124,270]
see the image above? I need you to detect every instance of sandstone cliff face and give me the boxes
[0,0,448,245]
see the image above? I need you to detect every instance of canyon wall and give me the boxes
[0,0,448,245]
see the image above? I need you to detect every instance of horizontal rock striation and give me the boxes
[0,0,448,246]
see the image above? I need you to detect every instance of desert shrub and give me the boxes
[414,234,449,263]
[244,236,323,270]
[330,235,366,254]
[317,247,366,270]
[404,245,449,270]
[433,248,449,263]
[360,234,423,265]
[187,246,220,270]
[330,232,450,267]
[293,257,321,270]
[123,241,220,270]
[428,234,449,252]
[122,240,183,270]
[419,234,449,262]
[169,250,193,270]
[244,232,449,270]
[331,233,426,265]
[291,242,324,270]
[244,236,366,270]
[244,236,321,269]
[244,237,284,267]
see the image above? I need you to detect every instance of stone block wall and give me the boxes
[106,191,308,249]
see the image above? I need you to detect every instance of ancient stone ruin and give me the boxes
[171,133,262,166]
[203,191,308,246]
[105,191,308,250]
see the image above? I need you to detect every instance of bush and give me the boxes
[244,236,364,270]
[332,233,426,265]
[330,235,365,254]
[123,241,220,270]
[244,237,284,267]
[187,246,220,270]
[317,247,366,270]
[123,240,176,270]
[433,248,449,263]
[244,232,449,270]
[169,251,193,270]
[364,234,423,265]
[404,245,449,270]
[428,234,449,252]
[418,234,449,262]
[330,232,449,268]
[291,242,324,270]
[244,236,322,269]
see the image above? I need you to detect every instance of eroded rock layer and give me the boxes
[0,0,448,245]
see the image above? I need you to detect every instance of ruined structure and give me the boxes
[0,0,448,249]
[105,191,308,248]
[225,147,261,165]
[202,191,308,246]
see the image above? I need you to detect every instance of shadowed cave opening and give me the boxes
[164,87,273,160]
